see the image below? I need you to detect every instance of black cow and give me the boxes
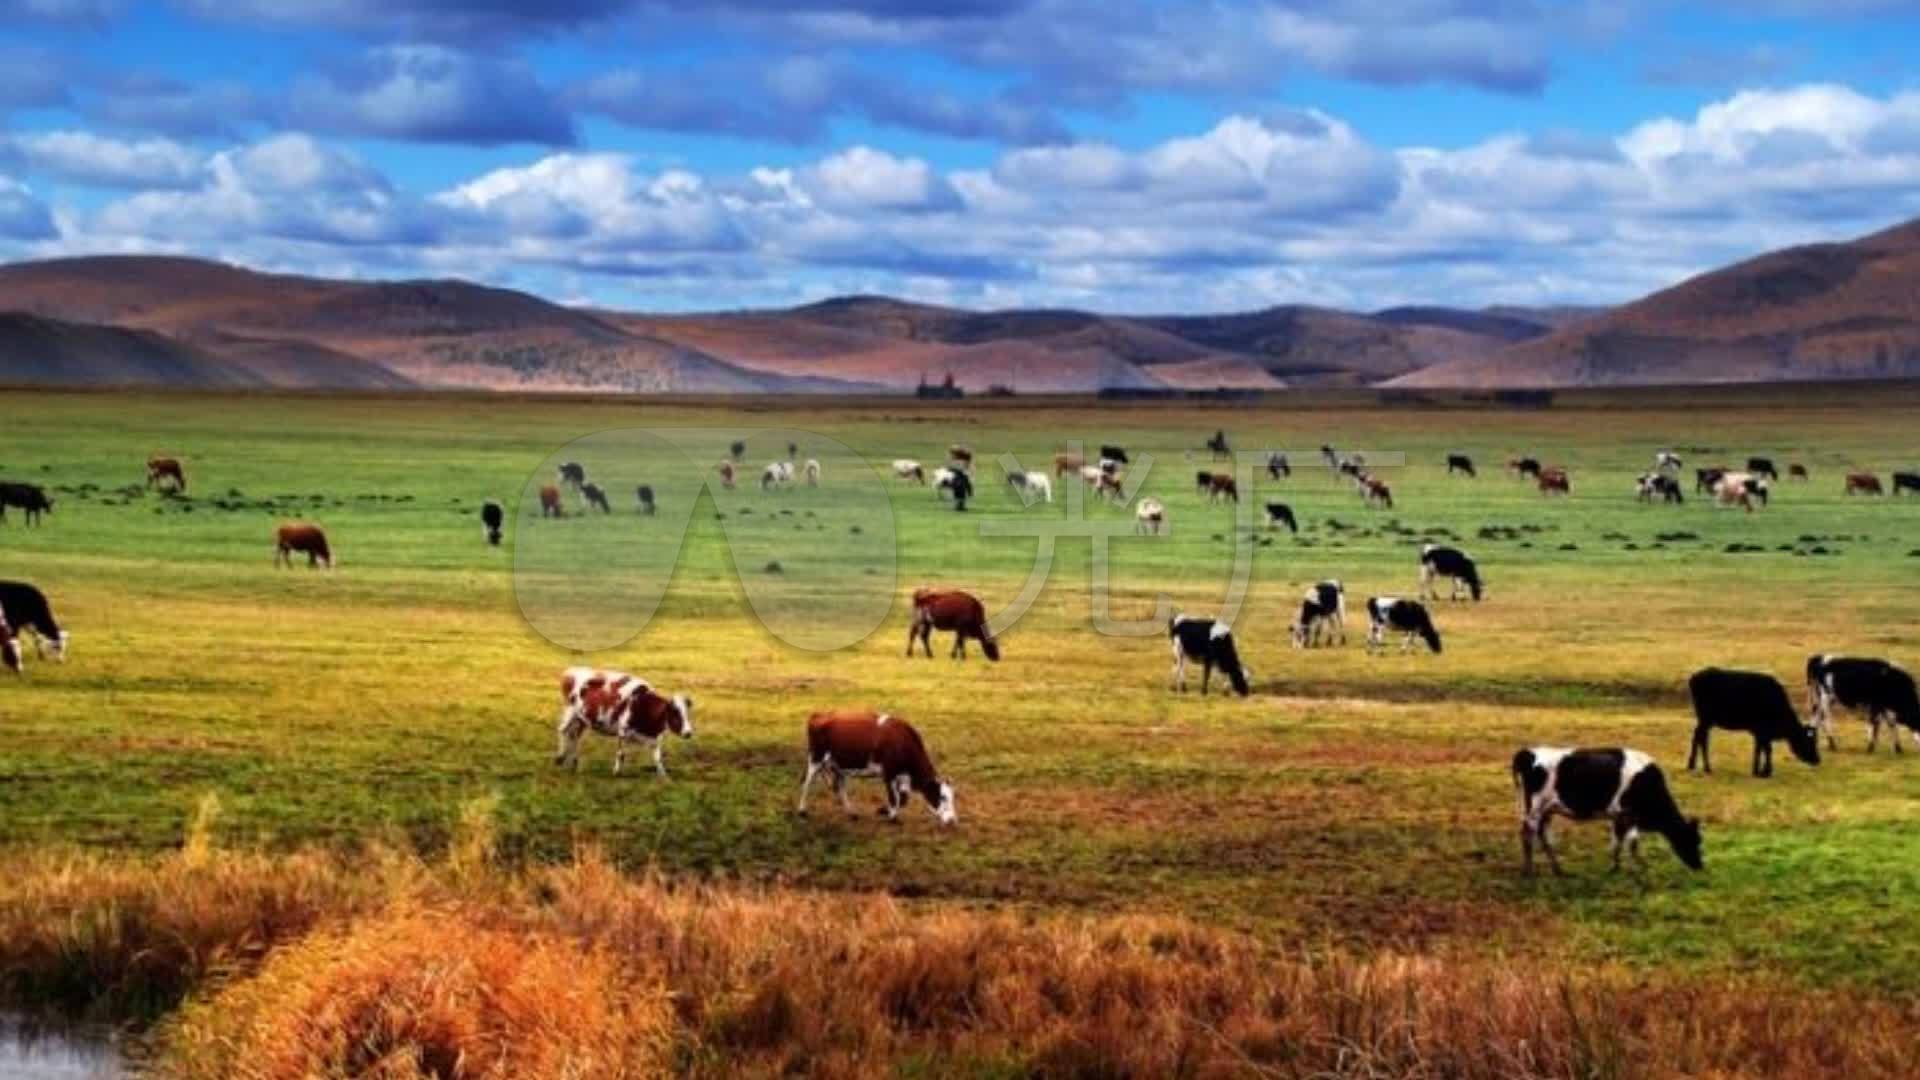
[1807,654,1920,752]
[0,482,53,526]
[1099,445,1129,465]
[480,501,504,546]
[1746,456,1779,481]
[580,482,612,514]
[1695,467,1726,494]
[946,468,974,511]
[557,462,587,490]
[1168,615,1251,696]
[0,581,68,663]
[1893,471,1920,496]
[1194,470,1215,495]
[729,440,746,461]
[1290,581,1345,648]
[1266,452,1290,479]
[635,485,656,515]
[1446,453,1476,477]
[1263,501,1298,534]
[1513,747,1702,875]
[1419,545,1482,602]
[1366,597,1441,654]
[1509,457,1542,480]
[1687,668,1820,777]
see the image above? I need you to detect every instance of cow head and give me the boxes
[1785,721,1820,766]
[932,779,957,826]
[1669,817,1704,870]
[48,630,69,663]
[669,695,694,738]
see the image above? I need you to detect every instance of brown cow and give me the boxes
[273,523,332,568]
[908,587,1000,661]
[1788,463,1809,481]
[1207,473,1238,503]
[717,460,737,489]
[1053,451,1084,477]
[798,709,956,825]
[540,484,565,517]
[145,456,186,492]
[554,665,693,775]
[949,444,974,468]
[1362,477,1393,508]
[1538,468,1571,496]
[1846,472,1883,496]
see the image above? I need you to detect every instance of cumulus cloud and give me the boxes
[0,131,204,189]
[804,146,960,212]
[434,154,746,253]
[289,45,575,146]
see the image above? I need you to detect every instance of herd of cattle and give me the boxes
[3,437,1917,879]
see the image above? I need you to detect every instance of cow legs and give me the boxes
[797,760,822,813]
[1611,821,1644,872]
[1526,817,1565,876]
[553,709,585,770]
[652,737,668,778]
[1200,660,1213,695]
[833,771,855,816]
[1171,648,1187,692]
[1753,739,1772,778]
[1687,726,1710,773]
[951,632,965,660]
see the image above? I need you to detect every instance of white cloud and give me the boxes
[803,146,958,212]
[0,131,204,189]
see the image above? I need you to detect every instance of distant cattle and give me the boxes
[581,482,612,513]
[1098,457,1123,476]
[1537,468,1570,496]
[1194,470,1215,495]
[1291,580,1346,648]
[1788,463,1808,481]
[933,467,964,498]
[539,485,564,518]
[1807,654,1920,753]
[1654,451,1683,473]
[945,468,974,510]
[0,606,19,674]
[557,462,587,491]
[0,581,65,664]
[908,588,999,660]
[273,523,333,569]
[1366,597,1440,654]
[1338,458,1366,482]
[1636,473,1683,504]
[1361,477,1393,508]
[729,440,746,461]
[1168,614,1251,696]
[762,461,795,490]
[1845,471,1882,496]
[553,666,693,776]
[1080,467,1121,501]
[803,459,821,487]
[787,441,799,461]
[146,456,186,492]
[1893,471,1920,496]
[1746,456,1778,481]
[1509,457,1542,480]
[1419,544,1482,602]
[634,485,655,515]
[1513,747,1702,875]
[0,482,53,526]
[1266,452,1289,479]
[893,459,927,484]
[1135,496,1165,535]
[1695,467,1727,494]
[1205,430,1230,459]
[1446,453,1476,477]
[481,500,504,545]
[1099,445,1129,465]
[716,461,736,489]
[1053,452,1085,477]
[1687,667,1819,777]
[1263,501,1297,534]
[1207,473,1238,503]
[949,444,974,468]
[1714,471,1768,506]
[1320,445,1339,470]
[799,710,956,825]
[1008,471,1052,504]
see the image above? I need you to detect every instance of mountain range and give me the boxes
[3,216,1918,394]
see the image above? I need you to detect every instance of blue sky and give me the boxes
[3,1,1919,313]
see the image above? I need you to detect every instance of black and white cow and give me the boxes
[1365,597,1441,654]
[1418,544,1482,602]
[1290,580,1346,648]
[1807,654,1920,753]
[580,482,612,513]
[1654,450,1683,473]
[1513,747,1703,875]
[1099,444,1129,465]
[1686,667,1820,777]
[1168,614,1251,696]
[480,500,504,545]
[1636,472,1684,504]
[557,461,587,491]
[0,581,67,663]
[1263,501,1298,534]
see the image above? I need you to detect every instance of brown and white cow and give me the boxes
[273,523,332,568]
[539,484,565,517]
[146,456,186,492]
[908,587,1000,660]
[1053,451,1085,477]
[554,666,693,776]
[1361,477,1393,508]
[798,709,956,825]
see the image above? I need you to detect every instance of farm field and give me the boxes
[3,386,1920,1073]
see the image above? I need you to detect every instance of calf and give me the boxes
[0,482,53,526]
[908,588,999,660]
[581,482,612,513]
[1509,457,1542,480]
[557,461,587,491]
[1807,654,1920,753]
[1168,614,1251,696]
[1893,471,1920,496]
[1263,501,1297,534]
[0,582,68,662]
[1513,747,1702,875]
[1845,471,1882,495]
[1537,468,1570,496]
[1446,453,1476,477]
[273,523,333,569]
[893,459,926,484]
[1099,444,1130,465]
[1419,544,1482,602]
[1686,668,1819,777]
[480,500,504,545]
[1135,497,1166,535]
[634,485,656,515]
[554,666,693,776]
[146,456,186,492]
[1746,456,1778,481]
[1290,580,1346,648]
[539,484,564,518]
[0,606,19,674]
[798,710,956,825]
[1366,597,1441,654]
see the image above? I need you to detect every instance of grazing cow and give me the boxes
[1807,654,1920,753]
[1788,463,1808,481]
[0,581,66,663]
[1291,580,1346,648]
[1636,473,1684,504]
[1654,451,1683,473]
[1168,614,1251,696]
[908,588,999,660]
[481,500,504,545]
[1695,467,1727,494]
[557,462,587,491]
[0,482,53,526]
[581,482,612,513]
[803,459,821,487]
[1263,501,1297,534]
[634,485,656,515]
[798,710,956,825]
[762,461,795,490]
[539,485,565,518]
[1206,430,1231,459]
[1419,544,1482,602]
[1845,471,1882,495]
[1008,471,1052,504]
[716,461,736,489]
[1366,597,1441,654]
[1686,668,1819,778]
[146,456,186,492]
[553,667,693,776]
[729,440,746,461]
[1053,452,1085,477]
[273,523,332,569]
[1893,471,1920,496]
[1207,473,1238,503]
[1135,496,1165,535]
[1508,457,1542,480]
[1746,456,1779,481]
[1711,473,1762,511]
[949,444,974,469]
[1361,477,1393,508]
[1537,468,1570,496]
[1266,452,1290,479]
[1338,458,1366,482]
[1513,747,1702,875]
[893,459,927,484]
[1446,453,1476,477]
[1099,445,1129,465]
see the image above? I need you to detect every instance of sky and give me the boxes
[3,1,1920,315]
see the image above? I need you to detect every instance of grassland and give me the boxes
[2,386,1919,1071]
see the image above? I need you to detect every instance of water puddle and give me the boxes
[0,1016,127,1079]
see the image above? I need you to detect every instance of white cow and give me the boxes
[804,459,821,486]
[762,461,795,490]
[1135,496,1166,534]
[1009,471,1052,504]
[892,459,926,484]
